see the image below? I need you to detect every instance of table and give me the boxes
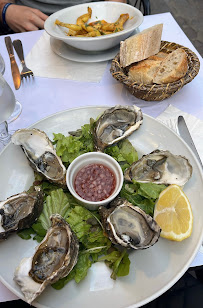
[0,12,202,306]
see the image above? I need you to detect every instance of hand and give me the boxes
[5,4,48,32]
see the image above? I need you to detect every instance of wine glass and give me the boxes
[0,73,16,150]
[0,52,5,75]
[0,52,22,124]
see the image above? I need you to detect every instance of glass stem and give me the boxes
[0,121,11,145]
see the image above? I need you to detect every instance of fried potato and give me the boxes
[101,23,115,32]
[76,7,92,26]
[113,13,129,32]
[55,8,129,37]
[88,20,108,30]
[86,30,102,37]
[55,19,82,31]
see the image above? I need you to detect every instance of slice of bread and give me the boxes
[128,59,161,84]
[153,48,188,84]
[120,24,163,68]
[148,51,167,61]
[128,51,167,84]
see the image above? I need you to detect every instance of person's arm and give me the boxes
[0,0,14,24]
[0,0,48,32]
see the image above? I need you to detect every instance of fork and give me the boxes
[12,39,34,79]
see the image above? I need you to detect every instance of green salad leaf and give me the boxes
[38,188,71,230]
[104,139,138,172]
[52,253,92,289]
[18,228,36,240]
[53,123,94,166]
[120,182,167,216]
[99,248,130,280]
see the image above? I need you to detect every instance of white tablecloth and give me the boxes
[0,12,202,303]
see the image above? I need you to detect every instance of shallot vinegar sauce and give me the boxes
[74,163,116,202]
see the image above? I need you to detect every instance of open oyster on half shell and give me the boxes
[93,105,143,151]
[0,188,43,241]
[99,199,161,250]
[124,149,192,186]
[14,214,79,304]
[11,128,66,186]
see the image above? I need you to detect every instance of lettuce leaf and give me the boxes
[120,182,167,216]
[99,248,130,280]
[37,189,71,231]
[52,252,92,289]
[137,182,167,200]
[104,139,138,172]
[66,205,112,258]
[53,123,94,166]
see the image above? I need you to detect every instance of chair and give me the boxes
[128,0,151,16]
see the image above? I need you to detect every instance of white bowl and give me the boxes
[44,1,143,51]
[66,152,124,210]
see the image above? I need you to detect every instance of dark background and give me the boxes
[151,0,203,57]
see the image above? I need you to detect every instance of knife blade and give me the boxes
[178,115,203,170]
[4,36,21,90]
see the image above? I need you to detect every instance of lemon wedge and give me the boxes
[153,184,193,241]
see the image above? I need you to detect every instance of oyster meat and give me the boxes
[93,105,143,151]
[99,199,161,249]
[124,149,192,186]
[11,128,66,186]
[0,188,43,241]
[14,214,79,304]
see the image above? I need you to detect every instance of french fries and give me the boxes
[54,7,129,37]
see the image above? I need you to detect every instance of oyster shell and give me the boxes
[14,214,79,304]
[0,188,43,240]
[93,105,143,151]
[11,128,66,186]
[99,199,161,249]
[124,149,192,186]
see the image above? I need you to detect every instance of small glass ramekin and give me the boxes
[66,152,124,210]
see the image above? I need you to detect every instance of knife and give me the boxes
[4,36,21,90]
[178,115,203,170]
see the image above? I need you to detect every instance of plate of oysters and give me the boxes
[0,105,203,308]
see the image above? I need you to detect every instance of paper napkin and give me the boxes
[156,104,203,162]
[25,32,108,83]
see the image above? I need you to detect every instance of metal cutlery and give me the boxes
[13,39,34,79]
[177,115,203,170]
[0,52,5,75]
[177,116,203,252]
[4,36,21,90]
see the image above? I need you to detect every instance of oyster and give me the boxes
[0,188,43,241]
[124,149,192,186]
[14,214,79,304]
[11,128,66,186]
[93,105,143,151]
[99,199,161,249]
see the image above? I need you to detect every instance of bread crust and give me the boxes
[153,48,188,84]
[148,52,167,61]
[120,24,163,68]
[128,59,161,84]
[127,49,188,85]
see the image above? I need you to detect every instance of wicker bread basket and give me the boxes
[110,41,200,101]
